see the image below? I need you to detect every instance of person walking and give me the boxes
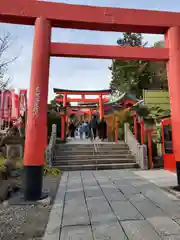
[79,122,84,139]
[98,117,107,141]
[69,121,75,138]
[90,115,98,139]
[84,121,90,139]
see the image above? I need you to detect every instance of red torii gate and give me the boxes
[55,89,110,140]
[1,0,180,200]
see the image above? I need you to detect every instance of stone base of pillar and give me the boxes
[176,161,180,186]
[23,165,44,201]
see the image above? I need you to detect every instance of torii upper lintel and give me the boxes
[1,0,180,34]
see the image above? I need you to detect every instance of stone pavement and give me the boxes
[43,170,180,240]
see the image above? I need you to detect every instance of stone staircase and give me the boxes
[53,142,139,171]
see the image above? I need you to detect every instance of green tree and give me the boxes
[48,94,71,112]
[109,33,168,98]
[149,41,168,90]
[109,32,151,98]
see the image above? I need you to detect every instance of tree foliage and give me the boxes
[48,94,71,112]
[149,41,168,90]
[109,33,168,98]
[47,111,61,138]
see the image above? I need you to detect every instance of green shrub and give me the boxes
[44,166,60,176]
[118,127,124,140]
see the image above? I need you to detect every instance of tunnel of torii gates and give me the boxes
[2,0,180,200]
[54,88,111,140]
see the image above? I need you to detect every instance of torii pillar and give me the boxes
[89,109,92,120]
[166,27,180,186]
[24,17,51,200]
[61,93,67,140]
[99,95,104,120]
[133,114,138,139]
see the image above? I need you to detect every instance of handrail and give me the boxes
[90,128,98,170]
[90,128,97,155]
[45,124,57,168]
[124,123,148,169]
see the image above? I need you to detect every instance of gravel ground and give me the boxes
[0,175,61,240]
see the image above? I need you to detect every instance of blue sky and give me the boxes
[0,0,179,101]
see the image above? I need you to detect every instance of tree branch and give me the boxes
[0,32,19,90]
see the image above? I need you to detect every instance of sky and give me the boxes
[0,0,179,102]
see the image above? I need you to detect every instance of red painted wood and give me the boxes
[140,120,145,145]
[1,0,180,34]
[51,43,169,61]
[55,91,110,96]
[24,17,51,166]
[114,116,118,144]
[147,130,153,169]
[99,95,104,120]
[164,154,176,172]
[133,115,138,139]
[166,27,180,170]
[161,119,176,172]
[61,115,65,140]
[56,98,109,103]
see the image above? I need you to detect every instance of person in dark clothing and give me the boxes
[90,115,98,139]
[98,117,107,141]
[69,121,75,138]
[84,121,90,138]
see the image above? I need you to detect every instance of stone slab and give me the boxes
[82,182,98,187]
[111,201,144,221]
[162,236,180,240]
[90,211,117,224]
[62,205,90,226]
[84,188,104,198]
[147,216,180,236]
[43,173,67,240]
[65,191,84,202]
[103,191,126,202]
[60,225,93,240]
[44,170,180,240]
[64,198,85,207]
[86,198,112,214]
[133,170,177,188]
[116,184,140,198]
[121,220,162,240]
[66,185,82,191]
[83,186,99,190]
[92,221,127,240]
[43,208,62,240]
[130,195,167,219]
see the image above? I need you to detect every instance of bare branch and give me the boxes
[0,32,19,90]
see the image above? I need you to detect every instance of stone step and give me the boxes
[55,154,134,159]
[56,144,92,147]
[56,146,129,152]
[55,149,130,155]
[53,163,139,171]
[55,150,131,155]
[53,158,136,165]
[56,144,128,149]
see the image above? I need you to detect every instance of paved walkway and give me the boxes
[43,170,180,240]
